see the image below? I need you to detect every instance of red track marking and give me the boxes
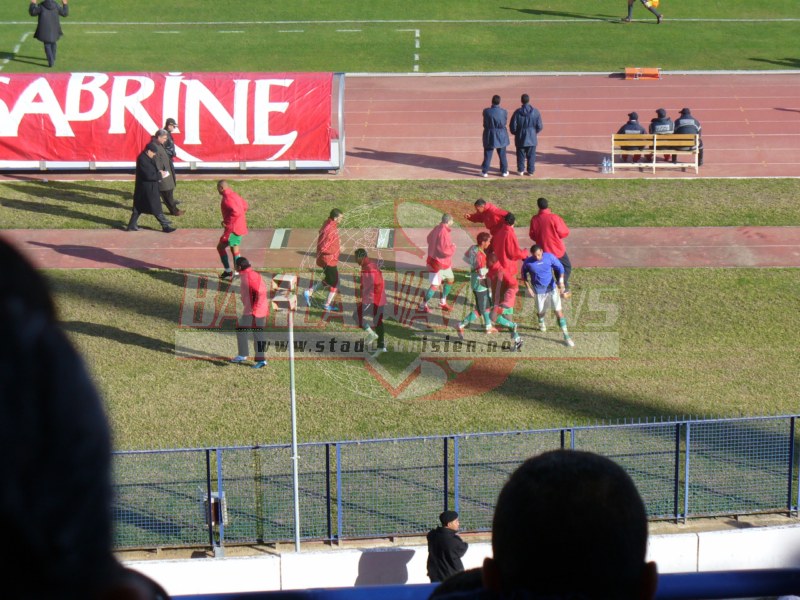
[4,226,800,271]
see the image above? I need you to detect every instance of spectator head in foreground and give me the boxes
[483,449,657,600]
[0,238,169,599]
[440,510,459,529]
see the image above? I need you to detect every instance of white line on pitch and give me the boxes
[336,29,361,32]
[154,31,180,34]
[279,30,304,33]
[0,32,29,71]
[219,30,244,34]
[86,31,118,34]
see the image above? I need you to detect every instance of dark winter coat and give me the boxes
[427,526,468,582]
[152,139,176,193]
[29,0,68,44]
[482,105,510,149]
[509,103,543,148]
[133,151,163,215]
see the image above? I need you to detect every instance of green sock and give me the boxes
[424,289,435,303]
[558,317,568,334]
[496,315,515,331]
[463,311,478,325]
[221,255,230,270]
[482,311,492,327]
[442,284,452,303]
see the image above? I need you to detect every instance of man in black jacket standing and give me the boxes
[427,510,468,582]
[29,0,68,68]
[126,142,176,233]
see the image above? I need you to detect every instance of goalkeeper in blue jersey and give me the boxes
[521,245,575,348]
[623,0,662,24]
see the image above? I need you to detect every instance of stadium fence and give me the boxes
[112,415,800,551]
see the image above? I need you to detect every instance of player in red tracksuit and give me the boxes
[486,254,523,352]
[304,209,343,312]
[217,180,249,281]
[464,198,509,236]
[420,214,457,313]
[529,197,573,297]
[491,213,528,282]
[230,257,269,369]
[355,248,388,359]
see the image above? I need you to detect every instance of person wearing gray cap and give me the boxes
[427,509,468,583]
[648,108,674,162]
[617,111,647,163]
[126,142,176,233]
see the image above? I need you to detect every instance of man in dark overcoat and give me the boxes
[480,95,510,178]
[126,143,176,233]
[29,0,68,68]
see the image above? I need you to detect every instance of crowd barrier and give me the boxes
[112,415,799,551]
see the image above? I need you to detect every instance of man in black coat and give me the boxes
[29,0,68,68]
[481,95,510,178]
[427,510,468,582]
[673,107,704,166]
[617,111,646,163]
[648,107,674,162]
[509,93,544,176]
[126,143,176,233]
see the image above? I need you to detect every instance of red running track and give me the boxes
[342,73,800,180]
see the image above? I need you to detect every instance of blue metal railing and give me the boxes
[112,415,800,551]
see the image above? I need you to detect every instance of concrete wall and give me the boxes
[126,525,800,597]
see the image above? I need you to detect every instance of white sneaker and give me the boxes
[363,327,379,344]
[518,171,526,177]
[230,355,248,363]
[538,321,547,332]
[502,171,509,177]
[565,336,575,347]
[481,172,488,178]
[371,347,388,359]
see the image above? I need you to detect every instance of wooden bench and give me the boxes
[611,133,700,174]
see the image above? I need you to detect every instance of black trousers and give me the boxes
[127,207,172,231]
[559,252,572,290]
[43,42,57,67]
[160,190,179,215]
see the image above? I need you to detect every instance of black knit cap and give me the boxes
[440,510,458,526]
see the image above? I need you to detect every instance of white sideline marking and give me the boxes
[219,30,244,34]
[279,30,304,33]
[336,29,361,32]
[154,31,180,34]
[398,29,421,74]
[0,32,29,71]
[270,229,290,250]
[86,31,118,34]
[1,18,798,25]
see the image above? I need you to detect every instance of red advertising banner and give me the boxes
[0,72,334,168]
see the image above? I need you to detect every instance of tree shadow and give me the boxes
[750,57,800,69]
[349,147,481,177]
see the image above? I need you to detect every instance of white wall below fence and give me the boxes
[126,524,800,597]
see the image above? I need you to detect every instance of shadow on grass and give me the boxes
[499,6,616,21]
[62,319,174,355]
[750,57,800,69]
[0,52,47,67]
[1,197,123,228]
[3,179,132,201]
